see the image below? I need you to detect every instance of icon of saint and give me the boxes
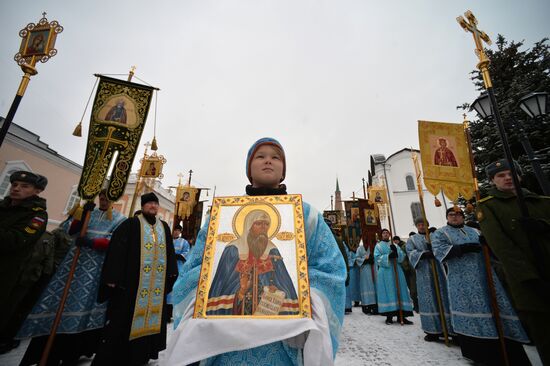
[207,209,298,316]
[105,99,128,124]
[434,138,458,167]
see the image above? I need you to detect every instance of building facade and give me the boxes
[370,148,448,237]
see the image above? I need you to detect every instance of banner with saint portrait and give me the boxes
[78,75,155,201]
[367,185,387,205]
[194,195,311,319]
[176,185,199,219]
[418,120,475,201]
[357,199,381,252]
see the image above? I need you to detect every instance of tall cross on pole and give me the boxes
[188,169,193,185]
[457,10,493,88]
[177,172,184,186]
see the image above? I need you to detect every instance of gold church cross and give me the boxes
[457,10,493,88]
[92,126,129,160]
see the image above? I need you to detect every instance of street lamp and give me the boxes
[470,92,492,119]
[471,91,550,195]
[518,92,548,119]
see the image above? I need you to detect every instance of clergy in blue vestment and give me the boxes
[356,241,378,315]
[406,217,453,342]
[17,191,126,365]
[172,224,190,273]
[348,246,361,306]
[374,229,413,325]
[165,138,346,366]
[344,243,353,313]
[431,208,530,365]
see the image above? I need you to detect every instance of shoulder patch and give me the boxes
[476,208,484,222]
[478,195,494,204]
[32,207,45,211]
[30,216,46,229]
[25,227,37,234]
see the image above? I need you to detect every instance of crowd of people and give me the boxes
[333,159,549,365]
[0,142,548,365]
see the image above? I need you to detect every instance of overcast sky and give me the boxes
[1,0,548,211]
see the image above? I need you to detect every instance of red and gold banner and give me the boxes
[358,199,381,252]
[418,120,475,201]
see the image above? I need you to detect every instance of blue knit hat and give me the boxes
[246,137,286,183]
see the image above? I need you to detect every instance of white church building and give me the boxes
[369,148,449,238]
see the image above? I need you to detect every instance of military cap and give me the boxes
[485,159,523,179]
[10,171,48,190]
[141,192,159,206]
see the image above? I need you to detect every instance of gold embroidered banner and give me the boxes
[176,185,199,219]
[418,120,475,201]
[78,75,155,201]
[367,185,387,205]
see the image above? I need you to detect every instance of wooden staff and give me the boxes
[39,203,93,366]
[391,254,404,325]
[464,120,509,366]
[411,152,450,346]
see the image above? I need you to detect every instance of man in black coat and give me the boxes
[93,192,178,366]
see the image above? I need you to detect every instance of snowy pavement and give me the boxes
[1,308,541,365]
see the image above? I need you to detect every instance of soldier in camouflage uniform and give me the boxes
[477,159,550,365]
[0,171,48,354]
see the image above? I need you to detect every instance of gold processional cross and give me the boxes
[457,10,493,88]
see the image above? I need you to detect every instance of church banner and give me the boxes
[78,75,155,201]
[176,185,199,219]
[194,194,311,319]
[367,185,387,205]
[418,120,475,201]
[323,210,343,227]
[358,199,381,252]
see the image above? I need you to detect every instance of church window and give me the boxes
[405,174,415,191]
[64,185,81,214]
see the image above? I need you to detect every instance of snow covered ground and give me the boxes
[1,308,541,365]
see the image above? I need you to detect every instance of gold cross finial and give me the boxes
[42,12,47,19]
[457,10,493,88]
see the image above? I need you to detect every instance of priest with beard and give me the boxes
[207,209,298,316]
[92,192,178,366]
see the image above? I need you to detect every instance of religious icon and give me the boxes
[364,209,377,226]
[24,30,49,56]
[105,99,128,124]
[351,207,360,223]
[97,95,138,128]
[176,186,198,219]
[194,195,311,319]
[323,210,341,226]
[142,158,162,178]
[433,137,458,167]
[374,192,383,203]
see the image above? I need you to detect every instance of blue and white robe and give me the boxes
[17,209,126,338]
[356,245,376,306]
[374,240,413,314]
[165,202,346,366]
[346,248,361,306]
[173,237,190,274]
[406,233,453,335]
[431,225,529,342]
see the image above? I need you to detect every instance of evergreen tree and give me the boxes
[458,35,550,194]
